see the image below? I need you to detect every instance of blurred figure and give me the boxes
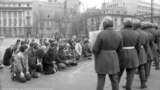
[133,19,147,88]
[3,45,14,66]
[119,18,140,90]
[92,16,123,90]
[12,45,31,83]
[43,47,57,75]
[141,22,154,82]
[28,42,41,78]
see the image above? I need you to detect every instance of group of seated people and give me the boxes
[1,36,92,83]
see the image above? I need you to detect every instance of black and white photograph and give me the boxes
[0,0,160,90]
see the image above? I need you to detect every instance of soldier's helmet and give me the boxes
[132,19,141,29]
[123,18,132,28]
[141,22,148,30]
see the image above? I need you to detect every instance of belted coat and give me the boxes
[92,27,123,74]
[119,27,141,69]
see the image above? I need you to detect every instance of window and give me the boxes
[14,12,17,17]
[115,18,117,25]
[19,18,22,26]
[27,11,30,16]
[3,18,6,26]
[4,28,6,35]
[9,18,12,26]
[14,18,17,26]
[27,4,30,7]
[18,12,22,18]
[8,12,11,17]
[9,28,12,35]
[3,11,6,18]
[14,28,17,35]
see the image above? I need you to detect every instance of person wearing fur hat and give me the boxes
[118,18,141,90]
[141,22,154,82]
[133,19,147,88]
[92,16,123,90]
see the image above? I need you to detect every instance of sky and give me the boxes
[80,0,160,11]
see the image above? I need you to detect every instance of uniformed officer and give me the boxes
[141,22,154,82]
[152,23,160,69]
[145,22,158,70]
[118,18,140,90]
[132,19,147,88]
[92,16,123,90]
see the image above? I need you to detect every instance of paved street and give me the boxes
[0,38,160,90]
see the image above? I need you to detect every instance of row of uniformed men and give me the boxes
[92,17,160,90]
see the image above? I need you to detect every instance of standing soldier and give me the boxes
[133,19,147,88]
[118,18,140,90]
[145,23,158,70]
[141,22,154,82]
[92,16,123,90]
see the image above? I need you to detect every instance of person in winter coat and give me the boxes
[3,45,14,66]
[118,18,141,90]
[43,47,57,75]
[12,45,31,83]
[133,19,147,88]
[92,16,123,90]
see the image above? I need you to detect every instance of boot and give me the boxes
[140,81,147,89]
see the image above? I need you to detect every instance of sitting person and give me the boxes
[56,44,68,70]
[3,45,14,66]
[11,45,31,83]
[75,39,82,61]
[28,42,41,78]
[43,47,57,75]
[82,40,92,58]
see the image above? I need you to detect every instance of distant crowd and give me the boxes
[0,35,92,83]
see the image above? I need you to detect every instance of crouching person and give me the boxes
[43,47,57,75]
[12,45,31,83]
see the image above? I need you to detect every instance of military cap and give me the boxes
[123,18,132,28]
[132,19,141,29]
[141,22,148,30]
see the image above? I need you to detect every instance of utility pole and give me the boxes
[151,0,154,23]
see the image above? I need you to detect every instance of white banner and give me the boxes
[89,30,102,49]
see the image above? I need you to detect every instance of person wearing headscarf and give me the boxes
[92,16,123,90]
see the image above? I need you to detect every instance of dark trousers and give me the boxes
[118,68,135,90]
[154,57,160,69]
[97,73,119,90]
[138,65,146,87]
[144,60,152,81]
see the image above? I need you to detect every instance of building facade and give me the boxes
[0,0,32,37]
[102,0,160,16]
[85,8,135,32]
[0,0,80,37]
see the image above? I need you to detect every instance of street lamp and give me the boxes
[151,0,154,23]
